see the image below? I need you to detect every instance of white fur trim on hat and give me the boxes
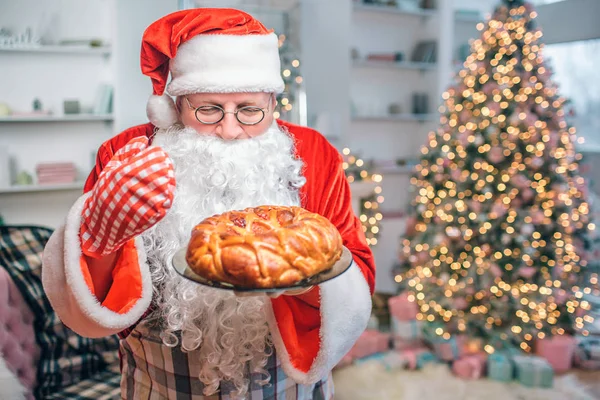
[147,94,179,129]
[167,33,285,95]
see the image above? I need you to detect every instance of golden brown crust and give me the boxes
[185,205,343,288]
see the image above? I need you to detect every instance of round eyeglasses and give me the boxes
[185,96,271,126]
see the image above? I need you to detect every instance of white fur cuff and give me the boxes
[42,193,153,338]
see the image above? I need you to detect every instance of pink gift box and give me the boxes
[393,336,424,351]
[535,335,576,373]
[452,353,487,380]
[348,330,391,359]
[398,347,429,370]
[388,292,419,321]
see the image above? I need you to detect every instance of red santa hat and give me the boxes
[141,8,285,129]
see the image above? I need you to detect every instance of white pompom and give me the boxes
[146,94,179,129]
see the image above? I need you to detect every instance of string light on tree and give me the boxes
[395,0,595,354]
[342,147,384,246]
[275,34,302,120]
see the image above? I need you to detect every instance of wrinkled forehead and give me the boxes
[185,92,273,106]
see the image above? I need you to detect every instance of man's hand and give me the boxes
[80,136,176,258]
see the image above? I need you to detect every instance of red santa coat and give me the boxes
[42,120,375,384]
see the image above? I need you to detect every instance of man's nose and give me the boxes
[214,113,243,140]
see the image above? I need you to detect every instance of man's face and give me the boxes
[178,92,275,140]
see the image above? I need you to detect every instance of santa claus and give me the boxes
[42,8,375,399]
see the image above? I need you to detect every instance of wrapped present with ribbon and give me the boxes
[452,352,487,380]
[348,329,391,360]
[487,352,514,382]
[535,334,576,373]
[399,347,437,370]
[391,318,424,341]
[574,335,600,370]
[388,292,419,321]
[514,355,553,388]
[431,335,465,362]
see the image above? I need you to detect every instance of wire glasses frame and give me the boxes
[184,95,273,126]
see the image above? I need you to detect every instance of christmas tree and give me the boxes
[395,0,595,353]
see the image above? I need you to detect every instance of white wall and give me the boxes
[114,0,179,132]
[300,0,351,148]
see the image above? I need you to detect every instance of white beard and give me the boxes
[140,122,305,397]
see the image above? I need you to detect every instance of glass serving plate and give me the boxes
[171,246,353,294]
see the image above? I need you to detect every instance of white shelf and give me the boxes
[0,181,85,194]
[454,13,483,23]
[375,164,416,175]
[0,114,114,123]
[0,45,111,56]
[352,114,438,123]
[577,142,600,154]
[353,60,437,71]
[353,3,437,18]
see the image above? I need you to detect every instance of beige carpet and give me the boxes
[332,360,598,400]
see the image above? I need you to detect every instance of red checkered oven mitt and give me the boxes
[80,136,176,258]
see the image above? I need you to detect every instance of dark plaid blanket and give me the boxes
[0,225,121,399]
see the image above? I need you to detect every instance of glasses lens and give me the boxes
[237,107,265,125]
[195,106,224,124]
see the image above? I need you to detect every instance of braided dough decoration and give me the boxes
[185,205,344,288]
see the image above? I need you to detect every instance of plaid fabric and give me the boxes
[81,136,175,257]
[120,319,334,399]
[44,364,121,400]
[0,225,121,399]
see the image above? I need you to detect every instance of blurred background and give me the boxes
[1,0,599,398]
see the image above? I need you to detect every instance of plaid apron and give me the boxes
[119,318,334,400]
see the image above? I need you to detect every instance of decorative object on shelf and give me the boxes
[342,147,384,246]
[0,102,10,117]
[58,38,107,48]
[410,41,437,63]
[366,52,404,62]
[0,26,40,49]
[15,171,33,186]
[388,103,402,115]
[35,162,77,185]
[63,100,81,115]
[534,334,576,373]
[0,146,10,188]
[411,92,429,114]
[32,98,43,112]
[93,84,114,115]
[419,0,436,10]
